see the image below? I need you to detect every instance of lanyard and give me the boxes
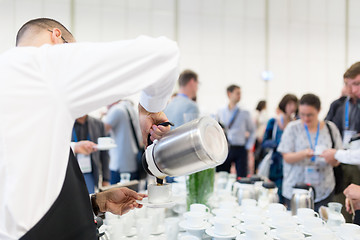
[72,128,90,142]
[228,107,239,127]
[304,122,320,162]
[345,97,350,130]
[177,93,188,98]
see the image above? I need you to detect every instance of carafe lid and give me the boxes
[262,182,276,189]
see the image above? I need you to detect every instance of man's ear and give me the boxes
[50,28,63,44]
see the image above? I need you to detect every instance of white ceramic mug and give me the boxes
[245,224,266,240]
[301,216,324,230]
[338,223,360,238]
[97,137,115,146]
[242,214,264,225]
[297,208,319,219]
[213,209,233,218]
[148,183,172,203]
[268,203,286,212]
[311,228,336,240]
[213,217,232,236]
[165,217,180,240]
[218,201,237,209]
[241,199,257,207]
[183,212,207,228]
[136,218,152,239]
[277,232,305,240]
[242,206,262,215]
[190,203,210,213]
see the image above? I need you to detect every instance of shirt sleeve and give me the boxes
[277,123,295,153]
[335,149,360,164]
[41,36,179,119]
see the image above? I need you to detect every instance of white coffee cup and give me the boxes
[245,224,265,240]
[272,219,297,230]
[218,201,237,210]
[136,218,152,239]
[268,211,292,222]
[311,228,336,239]
[301,216,324,230]
[213,217,232,236]
[268,203,286,212]
[97,137,115,146]
[148,183,172,204]
[147,208,165,233]
[243,214,263,225]
[278,232,305,240]
[297,208,319,219]
[241,199,257,207]
[165,217,180,240]
[242,206,262,215]
[338,223,360,238]
[183,212,207,228]
[190,203,210,213]
[213,209,234,218]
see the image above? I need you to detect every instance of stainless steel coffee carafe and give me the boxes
[143,116,228,179]
[290,183,315,215]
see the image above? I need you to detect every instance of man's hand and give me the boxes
[96,187,147,215]
[320,149,340,167]
[345,198,360,214]
[344,184,360,200]
[74,140,97,155]
[102,181,110,187]
[138,104,171,146]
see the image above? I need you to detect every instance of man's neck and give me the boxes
[228,102,237,110]
[178,90,190,99]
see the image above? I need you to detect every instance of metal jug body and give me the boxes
[143,116,228,178]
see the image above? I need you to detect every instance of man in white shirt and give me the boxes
[0,18,178,240]
[321,62,360,225]
[321,63,360,166]
[216,85,256,177]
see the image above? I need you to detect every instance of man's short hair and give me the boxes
[345,62,360,79]
[278,94,298,113]
[16,18,74,46]
[299,93,321,111]
[226,84,240,93]
[178,70,198,87]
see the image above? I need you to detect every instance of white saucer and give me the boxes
[135,197,176,208]
[94,144,117,150]
[209,217,240,226]
[236,223,270,234]
[205,227,239,239]
[179,220,211,231]
[292,215,302,225]
[236,233,272,240]
[124,227,137,237]
[212,209,236,217]
[151,225,165,235]
[298,225,312,236]
[183,211,213,219]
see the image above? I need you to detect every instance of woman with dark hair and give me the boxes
[253,100,268,169]
[278,94,343,211]
[261,94,298,203]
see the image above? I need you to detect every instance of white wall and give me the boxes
[1,0,359,118]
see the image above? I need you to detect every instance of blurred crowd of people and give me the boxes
[73,62,360,225]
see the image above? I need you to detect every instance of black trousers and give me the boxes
[216,145,247,178]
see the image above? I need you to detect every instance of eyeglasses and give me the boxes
[47,29,68,43]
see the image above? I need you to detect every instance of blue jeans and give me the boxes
[110,171,139,185]
[83,172,95,194]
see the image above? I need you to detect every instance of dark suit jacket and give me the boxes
[72,116,110,186]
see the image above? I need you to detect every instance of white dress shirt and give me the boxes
[335,149,360,165]
[0,36,178,240]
